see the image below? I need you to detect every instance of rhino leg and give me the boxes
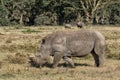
[52,52,64,68]
[98,54,104,67]
[63,56,75,68]
[91,50,100,67]
[92,42,105,67]
[92,52,104,67]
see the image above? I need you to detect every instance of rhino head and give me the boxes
[29,37,53,67]
[29,53,51,67]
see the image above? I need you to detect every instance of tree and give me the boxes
[0,0,120,26]
[0,0,10,26]
[5,0,35,25]
[106,1,120,25]
[34,0,78,25]
[53,0,78,25]
[79,0,120,24]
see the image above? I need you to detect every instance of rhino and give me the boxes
[29,30,105,68]
[77,22,84,28]
[64,24,72,29]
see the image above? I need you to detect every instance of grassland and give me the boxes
[0,25,120,80]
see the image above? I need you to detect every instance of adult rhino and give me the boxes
[29,30,105,68]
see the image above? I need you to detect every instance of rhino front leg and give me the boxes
[52,52,64,68]
[63,56,75,68]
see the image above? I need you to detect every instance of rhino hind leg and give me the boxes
[91,50,100,67]
[91,41,105,67]
[63,56,75,68]
[91,50,104,67]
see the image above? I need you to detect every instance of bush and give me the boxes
[34,13,57,26]
[0,18,10,26]
[34,15,49,26]
[0,5,10,26]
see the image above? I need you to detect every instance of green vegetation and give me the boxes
[22,28,42,33]
[0,26,120,80]
[0,0,120,26]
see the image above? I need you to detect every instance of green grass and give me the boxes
[22,28,42,33]
[0,25,120,80]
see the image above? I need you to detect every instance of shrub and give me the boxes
[0,5,10,26]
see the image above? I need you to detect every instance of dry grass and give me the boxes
[0,25,120,80]
[5,53,29,64]
[0,59,120,80]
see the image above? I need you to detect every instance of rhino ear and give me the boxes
[41,38,45,44]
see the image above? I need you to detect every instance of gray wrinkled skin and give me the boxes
[29,30,105,68]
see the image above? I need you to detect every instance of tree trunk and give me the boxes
[19,13,23,25]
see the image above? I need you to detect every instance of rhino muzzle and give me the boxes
[29,56,51,68]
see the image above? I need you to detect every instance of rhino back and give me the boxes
[65,30,96,56]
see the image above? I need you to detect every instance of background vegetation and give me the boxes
[0,0,120,26]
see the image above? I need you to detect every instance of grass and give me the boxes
[6,53,29,64]
[0,25,120,80]
[0,59,120,80]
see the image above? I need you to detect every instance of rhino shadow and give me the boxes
[30,63,91,68]
[57,63,91,68]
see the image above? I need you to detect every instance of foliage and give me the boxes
[0,0,120,26]
[107,2,120,25]
[4,0,35,25]
[0,0,10,26]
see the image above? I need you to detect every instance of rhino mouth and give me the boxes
[29,57,49,68]
[29,57,41,68]
[29,60,41,67]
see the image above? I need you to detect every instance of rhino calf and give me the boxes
[29,30,105,68]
